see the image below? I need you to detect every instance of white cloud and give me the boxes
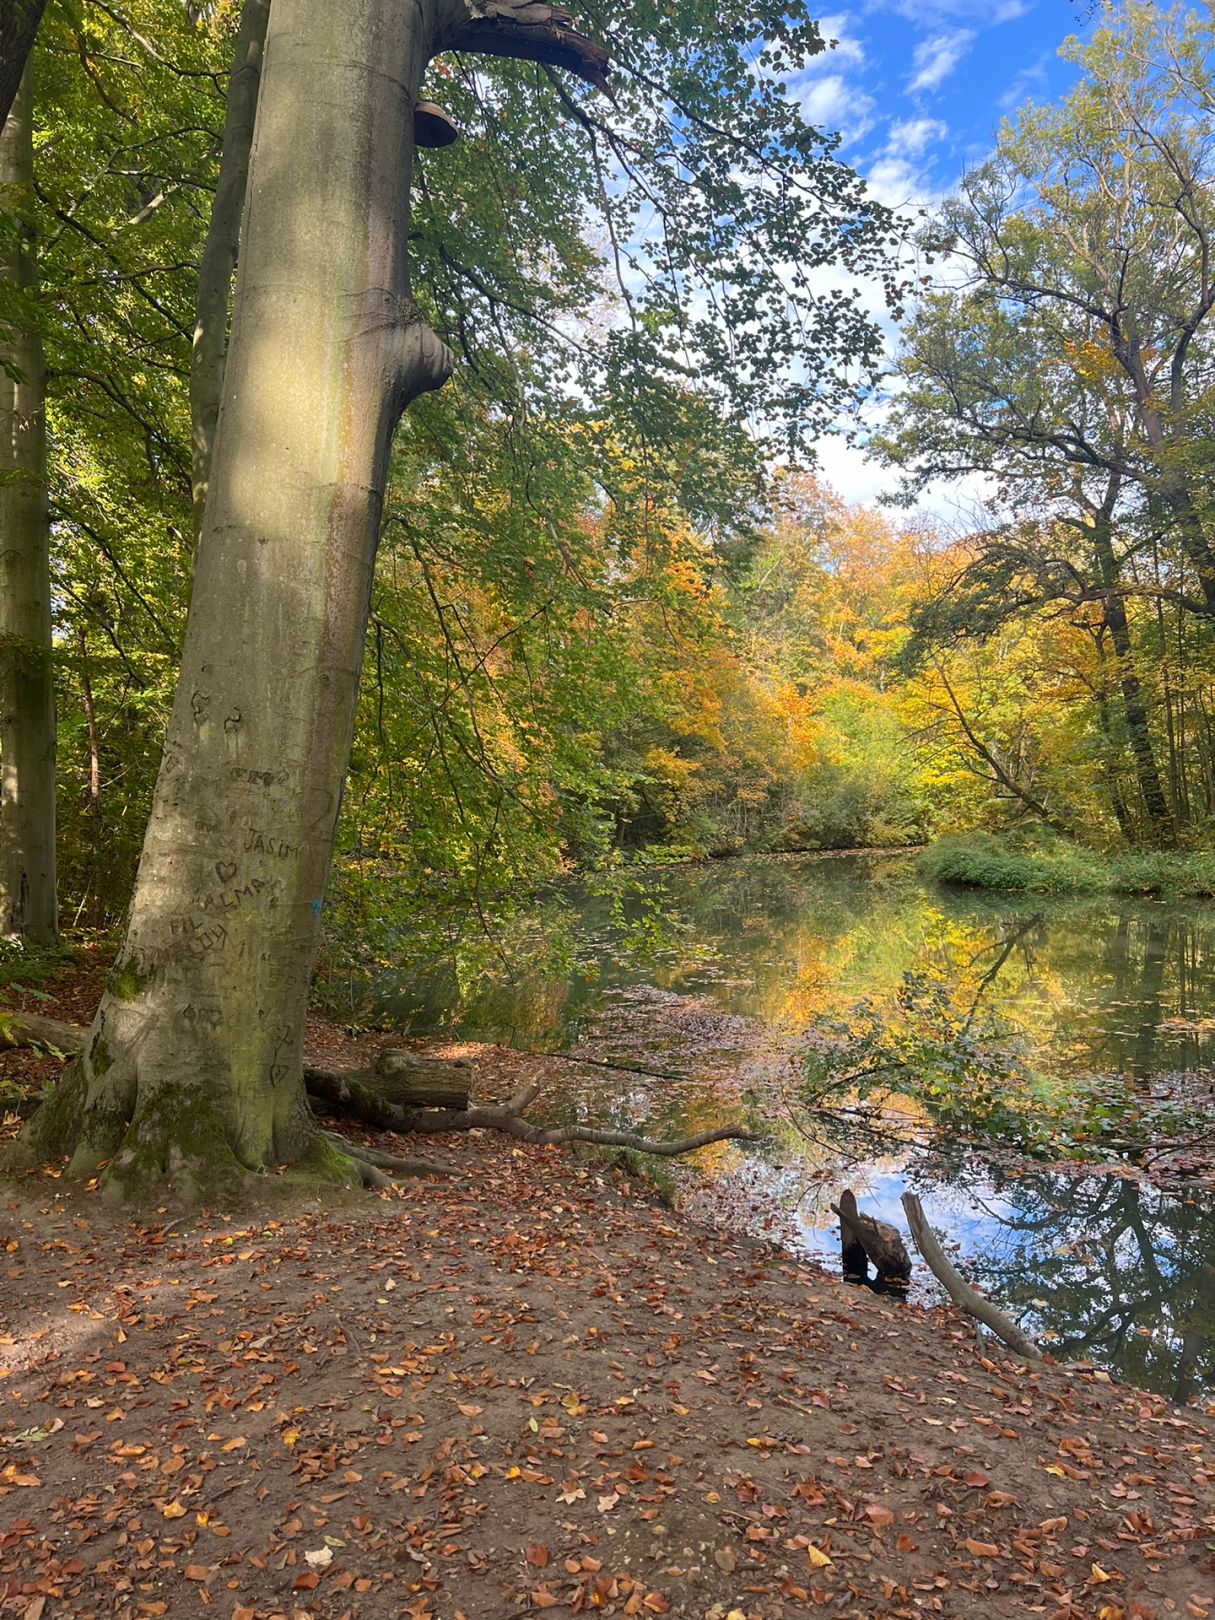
[907,28,976,94]
[885,116,947,159]
[793,71,877,143]
[998,52,1051,111]
[874,0,1028,22]
[813,431,996,527]
[812,13,866,71]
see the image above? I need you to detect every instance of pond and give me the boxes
[359,851,1215,1400]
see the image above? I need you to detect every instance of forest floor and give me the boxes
[1,947,1213,1620]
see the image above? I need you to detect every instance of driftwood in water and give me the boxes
[831,1188,912,1286]
[901,1192,1041,1359]
[835,1189,871,1282]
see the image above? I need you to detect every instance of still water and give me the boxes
[363,851,1215,1400]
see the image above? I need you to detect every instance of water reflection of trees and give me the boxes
[927,1161,1215,1402]
[361,855,1215,1081]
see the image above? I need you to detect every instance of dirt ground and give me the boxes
[1,954,1213,1620]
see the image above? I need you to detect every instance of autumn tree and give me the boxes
[15,0,898,1200]
[876,0,1215,842]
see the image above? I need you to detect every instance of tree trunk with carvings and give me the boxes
[17,0,607,1202]
[0,69,56,946]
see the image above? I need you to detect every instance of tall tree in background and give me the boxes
[877,0,1215,841]
[0,68,55,942]
[19,0,897,1200]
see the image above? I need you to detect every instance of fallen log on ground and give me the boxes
[366,1048,475,1109]
[306,1072,756,1157]
[0,1011,87,1053]
[2,1017,751,1161]
[901,1191,1041,1359]
[831,1188,911,1286]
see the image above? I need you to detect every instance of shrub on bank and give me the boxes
[919,834,1215,898]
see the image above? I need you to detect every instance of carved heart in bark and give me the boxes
[215,861,238,883]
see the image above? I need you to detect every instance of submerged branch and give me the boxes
[901,1191,1041,1359]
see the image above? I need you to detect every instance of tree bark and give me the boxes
[19,0,608,1203]
[0,67,56,945]
[21,0,454,1199]
[76,626,104,925]
[190,0,270,546]
[1091,511,1173,842]
[0,0,47,138]
[370,1047,475,1108]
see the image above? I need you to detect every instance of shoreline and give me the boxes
[2,960,1214,1617]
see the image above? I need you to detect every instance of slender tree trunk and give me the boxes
[76,625,103,927]
[190,0,270,545]
[0,69,56,945]
[1091,516,1173,843]
[1092,672,1134,842]
[0,0,47,137]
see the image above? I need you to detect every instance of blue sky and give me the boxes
[799,0,1095,508]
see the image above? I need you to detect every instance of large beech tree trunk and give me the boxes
[23,0,454,1199]
[18,0,606,1202]
[0,69,56,946]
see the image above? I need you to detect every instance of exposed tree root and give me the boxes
[317,1129,460,1181]
[4,1020,754,1186]
[308,1073,757,1157]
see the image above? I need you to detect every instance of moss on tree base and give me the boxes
[281,1132,366,1190]
[17,1059,88,1160]
[93,1083,252,1207]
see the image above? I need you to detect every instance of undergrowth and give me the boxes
[918,833,1215,898]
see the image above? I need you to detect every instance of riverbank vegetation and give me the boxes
[919,836,1215,899]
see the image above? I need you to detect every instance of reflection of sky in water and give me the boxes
[360,853,1215,1402]
[699,1146,1214,1403]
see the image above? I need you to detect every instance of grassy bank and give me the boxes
[919,833,1215,898]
